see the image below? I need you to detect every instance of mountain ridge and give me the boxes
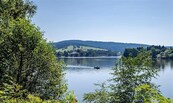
[52,40,149,52]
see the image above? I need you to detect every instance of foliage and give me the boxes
[62,91,77,103]
[83,82,113,103]
[110,50,158,103]
[55,45,119,57]
[56,45,106,52]
[56,49,118,57]
[0,80,76,103]
[83,50,171,103]
[0,76,27,100]
[0,87,76,103]
[158,49,173,59]
[0,0,36,19]
[123,48,139,57]
[0,17,67,100]
[123,46,173,59]
[134,84,173,103]
[0,0,68,101]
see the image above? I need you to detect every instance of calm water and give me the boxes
[60,57,173,102]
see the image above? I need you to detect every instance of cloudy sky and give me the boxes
[32,0,173,46]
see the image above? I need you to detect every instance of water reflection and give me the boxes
[155,59,173,70]
[60,58,118,68]
[152,59,173,99]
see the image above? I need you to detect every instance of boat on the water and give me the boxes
[94,66,100,69]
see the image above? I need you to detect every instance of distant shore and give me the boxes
[58,56,121,59]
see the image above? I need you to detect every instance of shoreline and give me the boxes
[58,56,121,59]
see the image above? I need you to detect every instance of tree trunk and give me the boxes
[17,53,23,83]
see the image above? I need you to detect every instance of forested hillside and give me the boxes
[55,45,119,57]
[52,40,148,52]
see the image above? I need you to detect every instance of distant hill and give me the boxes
[52,40,149,52]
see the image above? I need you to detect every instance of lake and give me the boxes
[60,57,173,102]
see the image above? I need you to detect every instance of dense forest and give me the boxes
[123,45,173,59]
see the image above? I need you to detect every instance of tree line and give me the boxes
[123,45,173,59]
[56,49,118,57]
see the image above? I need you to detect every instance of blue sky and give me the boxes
[32,0,173,46]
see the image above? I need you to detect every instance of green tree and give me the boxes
[83,83,112,103]
[0,0,67,100]
[63,51,68,57]
[0,0,36,19]
[109,50,158,103]
[134,84,172,103]
[84,50,171,103]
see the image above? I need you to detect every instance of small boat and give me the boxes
[94,66,100,69]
